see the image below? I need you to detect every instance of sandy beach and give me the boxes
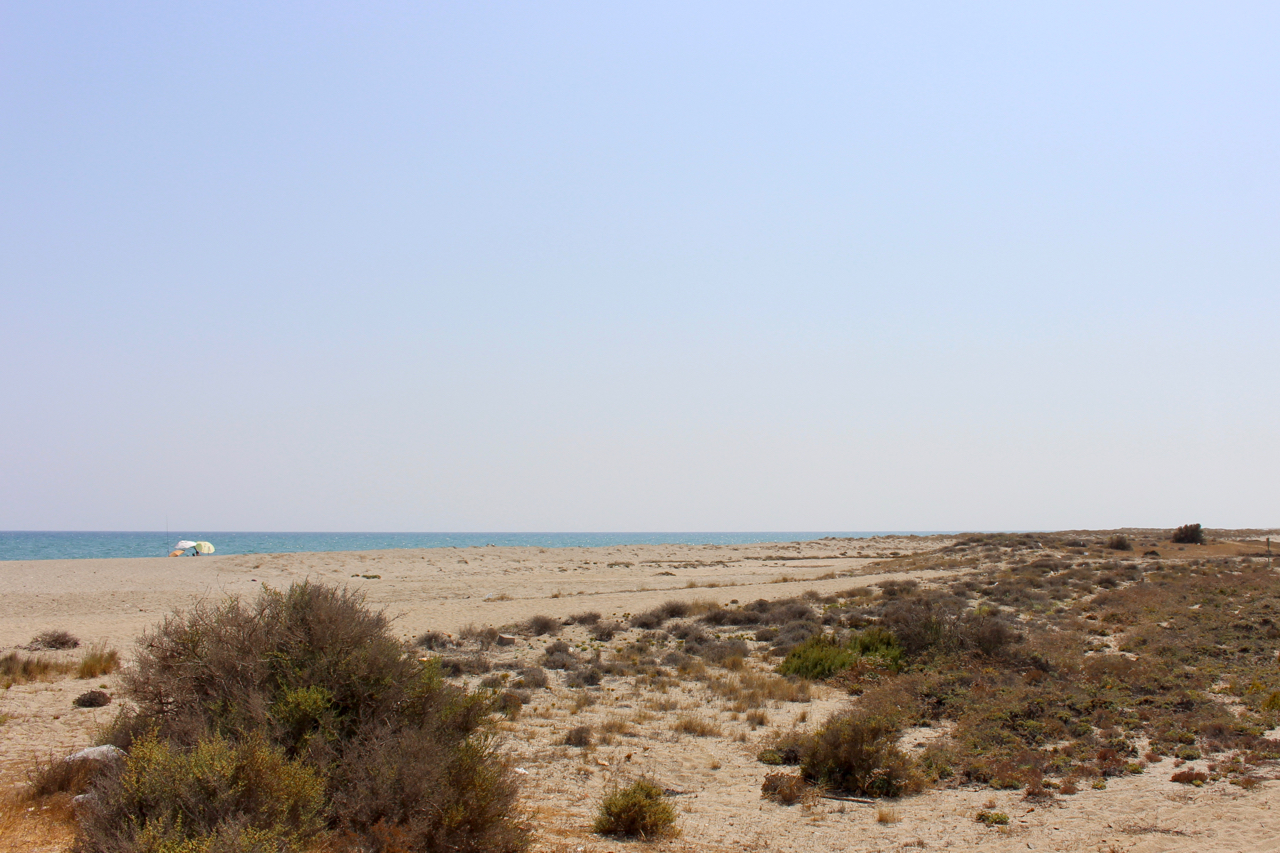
[4,534,1280,853]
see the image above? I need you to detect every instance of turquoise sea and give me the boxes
[0,531,949,561]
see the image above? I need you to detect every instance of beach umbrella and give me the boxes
[175,540,197,550]
[194,541,215,554]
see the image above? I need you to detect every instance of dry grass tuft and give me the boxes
[0,652,75,688]
[76,644,120,679]
[0,788,76,853]
[674,714,722,737]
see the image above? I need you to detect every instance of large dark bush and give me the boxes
[1171,523,1205,545]
[83,582,527,853]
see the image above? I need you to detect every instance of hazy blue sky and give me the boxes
[3,3,1276,532]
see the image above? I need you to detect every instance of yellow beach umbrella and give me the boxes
[193,541,215,554]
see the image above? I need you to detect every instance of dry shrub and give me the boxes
[563,726,593,747]
[513,667,548,689]
[29,629,80,650]
[523,615,562,636]
[540,640,580,671]
[440,653,491,675]
[569,611,601,625]
[458,624,499,648]
[1170,769,1208,785]
[92,581,528,853]
[565,667,603,688]
[590,621,622,641]
[74,690,111,709]
[1106,534,1133,551]
[593,779,677,839]
[416,630,454,650]
[76,645,120,679]
[801,711,920,798]
[28,751,111,798]
[760,772,809,805]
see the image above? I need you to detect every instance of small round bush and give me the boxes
[593,778,677,839]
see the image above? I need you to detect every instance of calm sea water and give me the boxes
[0,531,947,561]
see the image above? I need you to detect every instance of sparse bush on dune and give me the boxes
[82,581,528,853]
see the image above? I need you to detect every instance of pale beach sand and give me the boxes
[3,535,1279,853]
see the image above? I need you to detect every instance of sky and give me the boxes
[2,2,1277,532]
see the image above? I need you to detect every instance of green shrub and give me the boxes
[77,732,325,853]
[801,711,920,797]
[1171,524,1205,545]
[593,778,677,839]
[778,635,854,680]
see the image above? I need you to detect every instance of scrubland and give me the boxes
[3,529,1280,852]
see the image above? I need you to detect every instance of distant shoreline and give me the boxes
[0,530,960,562]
